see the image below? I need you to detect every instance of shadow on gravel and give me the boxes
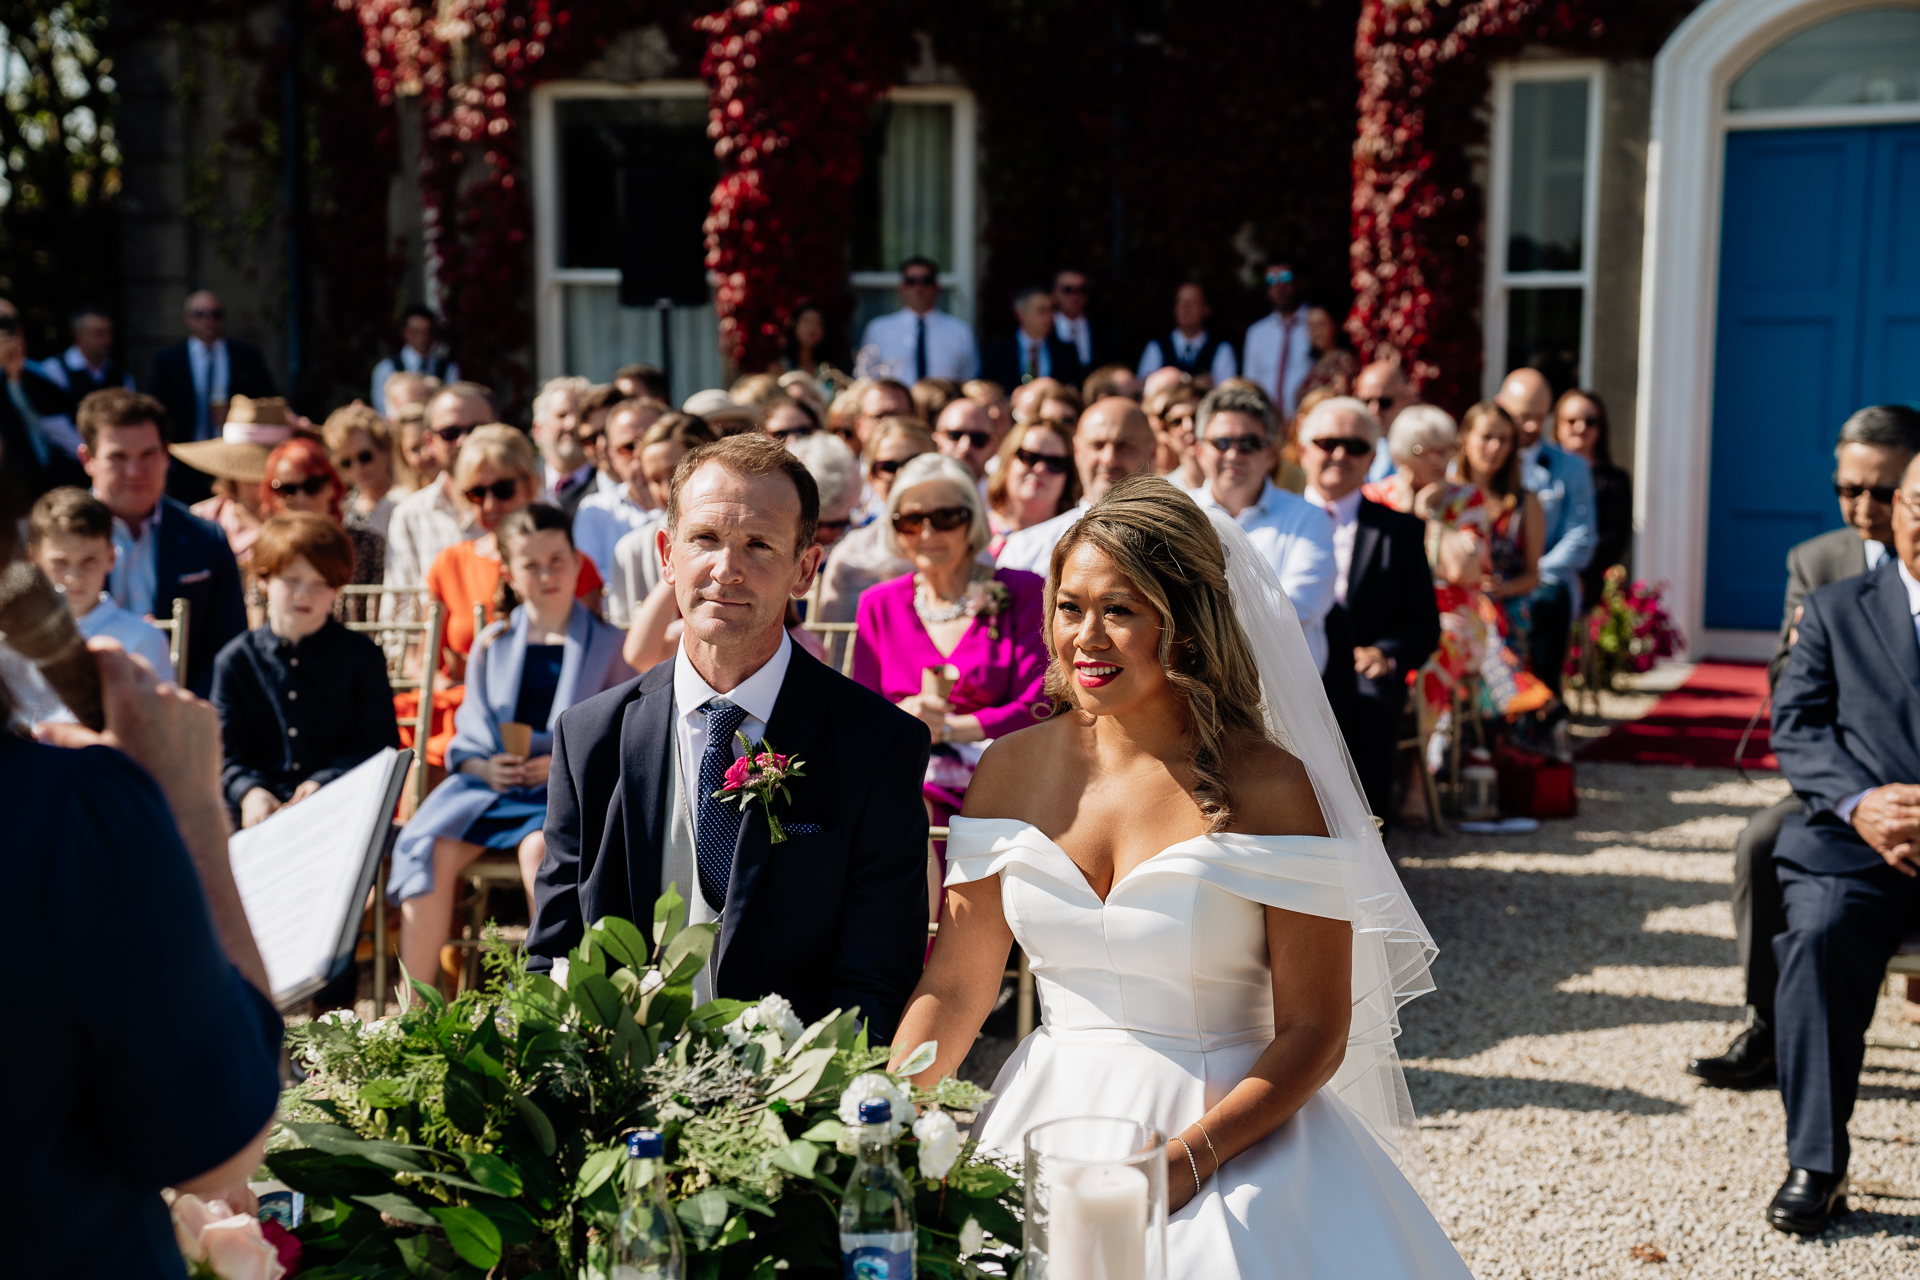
[1406,1066,1688,1115]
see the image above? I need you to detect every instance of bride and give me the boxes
[889,476,1470,1277]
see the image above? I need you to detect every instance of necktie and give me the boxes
[695,698,751,912]
[1022,339,1035,381]
[6,379,48,467]
[914,316,929,383]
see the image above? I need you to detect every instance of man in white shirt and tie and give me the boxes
[1051,268,1100,370]
[1136,281,1238,388]
[854,257,979,383]
[1240,263,1314,422]
[369,306,459,414]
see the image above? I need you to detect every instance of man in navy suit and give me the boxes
[529,434,930,1041]
[981,287,1085,391]
[148,291,278,503]
[1765,449,1920,1233]
[76,389,246,696]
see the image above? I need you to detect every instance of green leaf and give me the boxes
[799,1118,846,1144]
[575,1146,623,1200]
[430,1205,502,1270]
[351,1192,437,1227]
[651,982,695,1040]
[263,1148,395,1199]
[408,975,445,1015]
[512,1093,557,1157]
[653,884,687,951]
[895,1040,939,1077]
[460,1151,523,1197]
[462,1044,508,1084]
[769,1139,820,1178]
[591,915,651,970]
[664,922,717,985]
[355,1078,412,1110]
[441,1062,490,1136]
[768,1046,836,1102]
[687,997,753,1027]
[573,971,625,1029]
[468,1196,541,1245]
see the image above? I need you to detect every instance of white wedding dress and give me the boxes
[953,818,1472,1279]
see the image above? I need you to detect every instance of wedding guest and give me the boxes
[391,400,431,490]
[1301,306,1358,397]
[0,294,86,496]
[997,397,1156,576]
[36,304,135,400]
[762,394,821,444]
[1052,267,1109,369]
[384,382,493,622]
[783,299,838,378]
[1144,377,1203,490]
[610,412,717,628]
[369,306,457,414]
[911,377,963,424]
[1036,383,1083,430]
[1497,366,1596,696]
[1456,399,1547,650]
[322,402,407,543]
[1141,364,1191,404]
[212,512,396,828]
[1008,376,1060,425]
[532,375,596,515]
[574,398,667,598]
[614,362,671,403]
[934,397,1001,481]
[962,378,1011,443]
[28,487,173,676]
[382,369,442,428]
[777,368,830,419]
[855,256,979,382]
[261,436,384,600]
[1553,388,1632,607]
[427,425,603,683]
[1081,364,1140,404]
[1363,403,1457,515]
[817,419,937,622]
[853,453,1048,905]
[985,418,1078,557]
[787,429,862,551]
[982,287,1083,390]
[148,290,277,501]
[730,373,783,408]
[393,504,632,991]
[172,413,282,570]
[1241,262,1313,420]
[1136,281,1237,388]
[1358,359,1425,483]
[827,383,863,446]
[574,382,626,500]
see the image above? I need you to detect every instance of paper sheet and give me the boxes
[229,748,404,1006]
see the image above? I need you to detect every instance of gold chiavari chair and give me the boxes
[145,596,189,685]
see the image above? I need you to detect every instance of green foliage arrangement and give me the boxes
[269,889,1020,1279]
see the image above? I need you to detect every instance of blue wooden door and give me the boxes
[1706,124,1920,629]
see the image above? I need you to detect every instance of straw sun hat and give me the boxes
[166,395,298,484]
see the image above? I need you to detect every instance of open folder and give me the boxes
[228,747,413,1010]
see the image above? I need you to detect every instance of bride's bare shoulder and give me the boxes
[961,715,1083,820]
[1223,733,1331,838]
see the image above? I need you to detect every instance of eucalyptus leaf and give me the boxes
[355,1078,411,1110]
[687,997,753,1027]
[576,1146,623,1200]
[653,883,688,950]
[592,915,651,970]
[895,1040,939,1077]
[663,922,717,984]
[351,1192,437,1227]
[430,1205,502,1269]
[768,1139,820,1178]
[767,1046,836,1102]
[441,1062,490,1136]
[462,1044,509,1084]
[407,975,445,1015]
[573,971,625,1029]
[799,1118,846,1144]
[468,1196,541,1244]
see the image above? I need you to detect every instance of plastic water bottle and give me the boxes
[614,1130,683,1279]
[838,1098,916,1279]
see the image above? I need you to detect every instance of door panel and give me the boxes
[1860,128,1920,406]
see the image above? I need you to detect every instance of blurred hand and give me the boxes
[522,754,552,787]
[1851,784,1920,876]
[240,787,282,829]
[897,693,948,736]
[1353,646,1394,681]
[286,778,322,806]
[479,753,525,791]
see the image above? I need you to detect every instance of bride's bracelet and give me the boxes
[1173,1138,1202,1195]
[1193,1118,1221,1176]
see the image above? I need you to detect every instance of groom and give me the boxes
[527,433,931,1040]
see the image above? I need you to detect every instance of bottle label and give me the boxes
[840,1232,915,1280]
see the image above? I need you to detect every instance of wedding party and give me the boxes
[5,1,1920,1277]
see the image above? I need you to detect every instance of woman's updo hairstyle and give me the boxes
[492,502,576,620]
[1043,474,1271,831]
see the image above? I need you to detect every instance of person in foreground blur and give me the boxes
[1136,281,1237,388]
[212,513,397,829]
[1551,389,1632,607]
[369,306,458,415]
[528,433,930,1039]
[14,634,281,1274]
[29,487,174,677]
[816,417,936,623]
[996,396,1157,575]
[985,418,1079,557]
[394,504,631,992]
[1496,367,1595,698]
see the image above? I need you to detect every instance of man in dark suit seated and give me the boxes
[529,433,931,1041]
[148,291,278,503]
[0,295,88,499]
[1298,396,1440,821]
[1762,447,1920,1233]
[1690,405,1920,1090]
[76,389,247,696]
[981,287,1085,392]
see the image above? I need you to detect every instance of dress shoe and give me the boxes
[1687,1021,1775,1088]
[1767,1167,1848,1235]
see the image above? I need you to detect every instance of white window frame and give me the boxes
[1482,61,1607,400]
[847,84,980,326]
[530,79,710,383]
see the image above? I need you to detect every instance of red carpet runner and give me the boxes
[1576,661,1778,771]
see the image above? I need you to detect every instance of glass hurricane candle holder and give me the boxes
[1022,1116,1168,1280]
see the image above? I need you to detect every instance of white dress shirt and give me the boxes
[1194,479,1337,671]
[1136,331,1238,384]
[574,485,656,605]
[1055,313,1093,367]
[370,346,460,414]
[1306,484,1363,606]
[77,596,174,677]
[672,630,793,824]
[383,477,479,622]
[1240,309,1314,420]
[1835,557,1920,826]
[1867,540,1891,571]
[187,338,230,440]
[106,502,162,619]
[996,501,1090,577]
[855,307,980,382]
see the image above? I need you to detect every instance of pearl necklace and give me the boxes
[914,574,974,623]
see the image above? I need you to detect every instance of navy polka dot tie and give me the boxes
[696,699,750,913]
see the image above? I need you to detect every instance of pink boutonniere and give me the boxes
[714,731,808,843]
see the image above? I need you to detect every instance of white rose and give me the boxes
[837,1072,916,1139]
[958,1215,984,1256]
[723,1000,763,1048]
[756,993,805,1049]
[912,1108,961,1181]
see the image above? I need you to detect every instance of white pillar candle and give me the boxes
[1048,1162,1149,1280]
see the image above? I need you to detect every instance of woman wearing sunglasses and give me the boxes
[984,419,1079,558]
[813,417,937,622]
[426,425,603,685]
[321,402,409,540]
[852,453,1049,919]
[261,436,385,624]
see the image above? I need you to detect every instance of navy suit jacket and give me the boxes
[1336,499,1440,705]
[981,334,1085,391]
[528,644,932,1042]
[1772,561,1920,876]
[147,339,278,445]
[153,496,249,696]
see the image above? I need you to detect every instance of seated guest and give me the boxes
[575,381,629,499]
[322,402,409,541]
[1496,367,1596,696]
[846,376,917,449]
[1081,364,1140,403]
[613,362,671,403]
[997,397,1156,575]
[852,453,1048,909]
[530,375,597,514]
[1135,281,1237,389]
[1458,400,1545,651]
[211,513,398,829]
[1298,397,1440,820]
[574,397,668,601]
[786,429,862,551]
[392,504,632,990]
[761,393,822,445]
[911,377,963,424]
[934,397,1001,482]
[384,381,494,623]
[174,421,279,570]
[985,418,1079,557]
[816,418,936,622]
[28,487,173,676]
[1357,358,1425,484]
[391,398,432,489]
[1143,377,1202,490]
[1009,376,1060,425]
[1552,389,1632,608]
[428,425,603,682]
[0,293,87,497]
[1363,403,1458,515]
[981,287,1084,390]
[1763,449,1920,1234]
[262,436,384,602]
[610,412,717,627]
[1034,383,1083,430]
[1690,404,1920,1091]
[962,378,1011,444]
[1301,306,1358,398]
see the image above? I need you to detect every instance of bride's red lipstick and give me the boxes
[1074,660,1121,688]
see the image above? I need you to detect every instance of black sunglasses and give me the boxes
[464,479,520,503]
[1056,283,1086,294]
[431,424,475,444]
[189,307,225,320]
[872,457,911,476]
[269,474,333,497]
[336,448,377,468]
[1307,436,1374,458]
[612,439,639,456]
[1203,433,1270,456]
[941,428,991,451]
[1015,448,1071,475]
[1836,481,1897,504]
[901,274,938,287]
[770,423,816,441]
[892,506,971,535]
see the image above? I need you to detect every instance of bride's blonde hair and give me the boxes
[1043,475,1272,831]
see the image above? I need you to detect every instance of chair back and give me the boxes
[146,596,189,685]
[335,585,445,815]
[798,572,859,677]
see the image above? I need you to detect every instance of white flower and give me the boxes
[722,1001,763,1048]
[912,1108,961,1181]
[837,1072,916,1139]
[957,1215,984,1257]
[755,993,805,1049]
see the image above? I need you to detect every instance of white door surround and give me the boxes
[1638,0,1920,659]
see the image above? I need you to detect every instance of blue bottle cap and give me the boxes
[858,1098,892,1125]
[629,1129,664,1158]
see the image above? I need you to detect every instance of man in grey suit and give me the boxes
[1690,404,1920,1087]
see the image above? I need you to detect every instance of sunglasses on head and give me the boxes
[1203,433,1270,456]
[464,479,520,503]
[1836,481,1898,504]
[1307,436,1374,458]
[892,506,970,535]
[432,424,475,444]
[269,474,333,497]
[1015,448,1070,475]
[336,448,377,468]
[942,428,991,450]
[902,273,938,287]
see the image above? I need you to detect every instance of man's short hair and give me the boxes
[77,388,167,453]
[579,383,629,416]
[321,402,394,455]
[1300,395,1380,445]
[402,304,439,328]
[1013,286,1051,310]
[254,512,356,588]
[1195,384,1277,440]
[29,486,112,546]
[1082,365,1139,404]
[640,411,719,451]
[613,363,671,401]
[900,255,940,278]
[533,375,592,423]
[69,304,110,329]
[1837,404,1920,454]
[433,380,496,417]
[668,432,820,555]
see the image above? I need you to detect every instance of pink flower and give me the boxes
[171,1195,287,1280]
[260,1221,302,1275]
[755,752,789,771]
[722,755,753,791]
